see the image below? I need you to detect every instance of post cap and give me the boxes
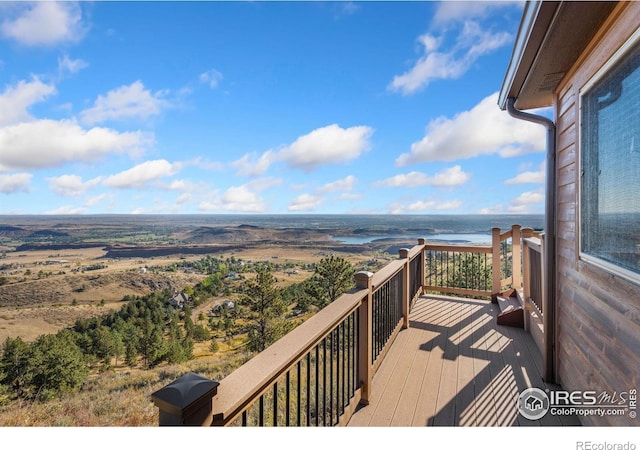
[151,372,219,415]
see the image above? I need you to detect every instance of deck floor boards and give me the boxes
[347,294,582,427]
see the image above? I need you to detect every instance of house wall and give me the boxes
[553,1,640,426]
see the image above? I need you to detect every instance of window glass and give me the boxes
[581,37,640,279]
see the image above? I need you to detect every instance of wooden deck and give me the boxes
[347,294,581,427]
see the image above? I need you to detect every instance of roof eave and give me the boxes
[498,1,619,111]
[498,1,558,111]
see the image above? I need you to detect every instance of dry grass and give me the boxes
[0,351,248,426]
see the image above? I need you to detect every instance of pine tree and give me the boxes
[307,255,355,308]
[0,337,31,397]
[26,331,88,401]
[240,265,291,352]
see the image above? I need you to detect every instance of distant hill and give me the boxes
[28,229,70,238]
[181,224,334,244]
[0,225,30,238]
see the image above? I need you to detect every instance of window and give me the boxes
[580,31,640,282]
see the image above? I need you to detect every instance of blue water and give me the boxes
[333,233,493,245]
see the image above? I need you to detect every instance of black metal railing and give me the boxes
[371,269,402,365]
[424,245,493,297]
[528,246,543,315]
[230,309,359,426]
[409,251,423,308]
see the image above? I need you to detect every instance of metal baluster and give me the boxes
[273,381,278,426]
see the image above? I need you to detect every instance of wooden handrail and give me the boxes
[211,288,367,425]
[371,259,405,291]
[424,243,492,253]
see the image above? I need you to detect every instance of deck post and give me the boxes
[151,372,219,426]
[355,271,373,405]
[399,248,410,329]
[418,238,426,295]
[511,225,522,290]
[491,227,502,295]
[522,231,532,332]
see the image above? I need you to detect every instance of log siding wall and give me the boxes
[553,2,640,426]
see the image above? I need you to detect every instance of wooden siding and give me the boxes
[552,1,640,426]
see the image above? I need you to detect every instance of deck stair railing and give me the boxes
[522,231,544,316]
[152,242,426,426]
[151,225,541,426]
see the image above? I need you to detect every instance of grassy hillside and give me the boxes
[0,347,248,426]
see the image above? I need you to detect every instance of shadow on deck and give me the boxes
[348,294,581,427]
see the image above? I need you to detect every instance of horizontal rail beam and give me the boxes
[424,244,492,253]
[423,285,492,298]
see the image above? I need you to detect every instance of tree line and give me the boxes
[0,255,355,403]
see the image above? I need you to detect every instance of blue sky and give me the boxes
[0,1,550,215]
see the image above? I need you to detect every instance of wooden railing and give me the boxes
[151,225,541,426]
[423,226,524,299]
[152,242,426,426]
[522,232,544,316]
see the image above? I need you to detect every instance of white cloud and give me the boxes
[176,193,191,205]
[374,165,470,188]
[388,22,512,95]
[338,193,361,201]
[285,175,357,212]
[318,175,357,193]
[80,81,170,124]
[288,193,324,212]
[396,93,546,165]
[407,199,462,212]
[161,179,202,193]
[427,165,471,186]
[278,124,373,172]
[0,78,153,171]
[58,54,88,76]
[231,150,276,177]
[232,124,373,175]
[199,69,223,89]
[387,198,462,214]
[0,173,31,194]
[478,204,505,214]
[45,205,86,215]
[432,1,522,26]
[102,159,180,189]
[198,177,281,213]
[505,162,546,184]
[199,186,265,213]
[0,120,151,172]
[1,2,86,47]
[511,188,544,208]
[481,187,545,214]
[83,193,110,207]
[47,174,102,197]
[0,77,56,127]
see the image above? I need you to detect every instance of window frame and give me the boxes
[578,27,640,286]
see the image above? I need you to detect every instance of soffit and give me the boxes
[499,1,618,111]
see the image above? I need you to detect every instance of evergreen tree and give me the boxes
[139,317,165,367]
[240,265,291,352]
[0,337,31,397]
[26,331,88,401]
[306,255,355,308]
[111,330,125,367]
[450,253,492,292]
